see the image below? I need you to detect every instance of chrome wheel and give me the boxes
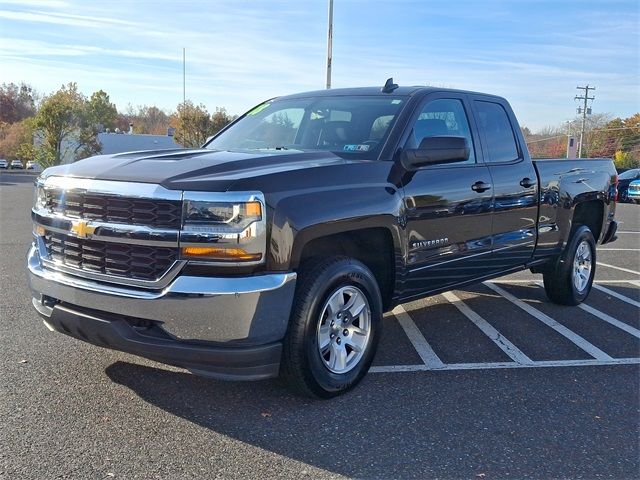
[573,240,592,292]
[316,286,371,374]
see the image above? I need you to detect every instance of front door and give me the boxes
[400,95,494,298]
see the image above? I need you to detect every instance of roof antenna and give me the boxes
[381,77,399,93]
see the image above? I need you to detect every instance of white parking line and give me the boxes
[391,305,445,369]
[599,248,640,251]
[578,303,640,339]
[441,291,534,365]
[592,284,640,308]
[483,282,614,361]
[370,357,640,373]
[489,279,639,284]
[597,262,640,275]
[616,231,640,234]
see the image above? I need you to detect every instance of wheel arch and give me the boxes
[292,225,401,311]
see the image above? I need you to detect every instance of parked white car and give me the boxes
[0,159,7,169]
[10,160,23,169]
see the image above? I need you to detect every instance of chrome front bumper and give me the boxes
[27,246,297,345]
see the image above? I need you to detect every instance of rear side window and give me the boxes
[475,101,519,163]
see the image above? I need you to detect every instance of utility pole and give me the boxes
[182,47,186,106]
[565,120,571,159]
[325,0,333,89]
[575,85,595,158]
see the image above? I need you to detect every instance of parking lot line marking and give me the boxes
[392,305,445,369]
[578,303,640,339]
[597,262,640,275]
[483,282,615,361]
[442,291,534,365]
[369,357,640,373]
[616,231,640,234]
[592,284,640,308]
[491,279,639,284]
[599,248,640,251]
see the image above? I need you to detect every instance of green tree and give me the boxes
[33,82,101,166]
[172,101,213,148]
[87,90,118,130]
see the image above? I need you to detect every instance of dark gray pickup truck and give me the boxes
[28,82,619,397]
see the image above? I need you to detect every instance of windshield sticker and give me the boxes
[391,99,402,104]
[246,103,271,116]
[343,144,370,152]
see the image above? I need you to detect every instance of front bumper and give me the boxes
[27,246,297,379]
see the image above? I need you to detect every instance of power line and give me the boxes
[525,125,640,144]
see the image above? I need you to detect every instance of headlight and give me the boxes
[33,183,47,210]
[183,200,262,233]
[180,192,266,264]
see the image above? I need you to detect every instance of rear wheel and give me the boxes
[543,225,596,305]
[281,256,382,398]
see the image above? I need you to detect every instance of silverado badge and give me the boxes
[70,220,96,239]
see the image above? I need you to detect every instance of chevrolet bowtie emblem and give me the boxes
[70,220,96,239]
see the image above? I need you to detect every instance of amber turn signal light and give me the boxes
[245,201,262,218]
[181,246,262,262]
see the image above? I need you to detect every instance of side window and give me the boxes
[474,101,519,163]
[407,98,476,164]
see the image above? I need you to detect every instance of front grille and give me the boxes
[44,232,178,281]
[46,189,182,229]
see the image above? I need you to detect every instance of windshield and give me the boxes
[205,95,406,159]
[619,168,639,180]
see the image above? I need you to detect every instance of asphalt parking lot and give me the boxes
[1,171,638,479]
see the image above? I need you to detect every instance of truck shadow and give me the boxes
[108,360,491,477]
[104,359,639,478]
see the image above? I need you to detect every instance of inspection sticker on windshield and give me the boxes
[246,103,271,115]
[343,144,370,152]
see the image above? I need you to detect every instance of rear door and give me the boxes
[400,93,494,298]
[471,97,538,269]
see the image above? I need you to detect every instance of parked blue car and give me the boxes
[627,179,640,204]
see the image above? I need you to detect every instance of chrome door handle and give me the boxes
[471,181,492,193]
[520,177,536,188]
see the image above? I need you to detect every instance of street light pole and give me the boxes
[325,0,333,89]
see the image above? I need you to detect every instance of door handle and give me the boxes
[520,177,536,188]
[471,181,492,193]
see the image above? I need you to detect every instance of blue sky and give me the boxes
[0,0,638,130]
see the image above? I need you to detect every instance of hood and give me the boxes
[42,148,352,191]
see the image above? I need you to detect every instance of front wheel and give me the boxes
[543,225,596,305]
[281,256,382,398]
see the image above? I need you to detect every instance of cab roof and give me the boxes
[277,85,502,100]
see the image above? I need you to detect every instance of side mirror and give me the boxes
[400,136,470,171]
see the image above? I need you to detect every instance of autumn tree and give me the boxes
[172,101,213,148]
[118,105,170,134]
[210,107,234,136]
[0,82,37,124]
[0,119,34,161]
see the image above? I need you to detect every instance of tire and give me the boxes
[281,256,383,398]
[543,225,596,306]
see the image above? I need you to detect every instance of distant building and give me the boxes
[45,126,183,164]
[98,131,181,156]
